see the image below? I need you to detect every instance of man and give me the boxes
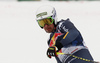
[36,5,93,63]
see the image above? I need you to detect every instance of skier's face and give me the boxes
[43,24,55,33]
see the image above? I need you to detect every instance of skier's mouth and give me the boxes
[45,28,52,33]
[46,28,51,31]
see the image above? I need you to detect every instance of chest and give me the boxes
[48,32,63,47]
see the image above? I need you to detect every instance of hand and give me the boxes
[47,46,58,58]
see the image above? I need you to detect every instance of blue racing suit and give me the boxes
[47,19,93,63]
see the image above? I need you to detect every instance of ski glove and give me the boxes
[47,46,58,58]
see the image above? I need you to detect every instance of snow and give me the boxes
[0,1,100,63]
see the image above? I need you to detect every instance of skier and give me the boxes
[36,5,94,63]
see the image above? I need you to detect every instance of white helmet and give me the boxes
[36,5,57,27]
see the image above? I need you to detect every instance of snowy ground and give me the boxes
[0,1,100,63]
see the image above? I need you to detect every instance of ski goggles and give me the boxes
[38,17,54,27]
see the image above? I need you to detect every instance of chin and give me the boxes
[44,29,54,33]
[46,31,52,33]
[45,30,52,33]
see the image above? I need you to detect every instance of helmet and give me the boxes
[36,5,57,28]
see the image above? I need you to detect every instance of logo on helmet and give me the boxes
[36,12,47,18]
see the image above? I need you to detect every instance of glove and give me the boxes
[47,46,58,58]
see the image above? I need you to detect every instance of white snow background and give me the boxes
[0,1,100,63]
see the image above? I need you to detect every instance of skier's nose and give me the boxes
[44,24,49,28]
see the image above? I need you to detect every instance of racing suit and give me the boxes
[47,19,93,63]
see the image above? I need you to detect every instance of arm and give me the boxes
[60,29,79,46]
[56,19,80,46]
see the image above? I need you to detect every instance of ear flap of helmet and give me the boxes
[51,8,57,25]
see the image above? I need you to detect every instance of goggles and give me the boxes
[38,17,54,27]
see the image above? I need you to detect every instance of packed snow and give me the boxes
[0,1,100,63]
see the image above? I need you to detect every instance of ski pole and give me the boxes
[56,52,100,63]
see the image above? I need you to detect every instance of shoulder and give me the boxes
[56,18,75,32]
[57,18,74,28]
[57,18,70,25]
